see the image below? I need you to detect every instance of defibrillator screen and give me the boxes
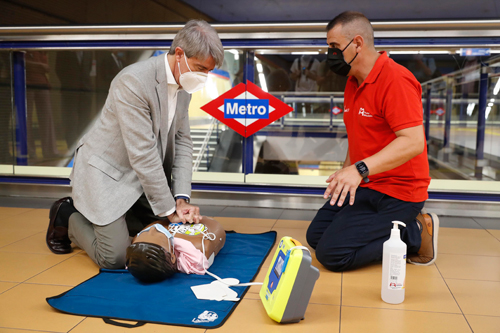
[274,256,284,278]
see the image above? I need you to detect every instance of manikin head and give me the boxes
[126,223,177,283]
[125,217,226,283]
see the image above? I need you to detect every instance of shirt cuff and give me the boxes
[174,194,191,200]
[159,205,176,218]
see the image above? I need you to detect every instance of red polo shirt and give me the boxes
[343,51,430,202]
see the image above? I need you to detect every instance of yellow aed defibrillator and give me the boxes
[259,237,320,323]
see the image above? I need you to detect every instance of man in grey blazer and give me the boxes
[45,20,224,269]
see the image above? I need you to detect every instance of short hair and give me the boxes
[326,11,374,47]
[169,19,224,68]
[126,242,178,283]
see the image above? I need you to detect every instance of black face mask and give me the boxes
[327,39,358,76]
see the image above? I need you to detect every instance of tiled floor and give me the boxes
[0,203,500,332]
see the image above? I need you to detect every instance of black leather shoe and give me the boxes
[46,197,73,254]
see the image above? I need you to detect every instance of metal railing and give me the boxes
[192,117,218,172]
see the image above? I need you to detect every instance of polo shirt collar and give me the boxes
[347,51,388,87]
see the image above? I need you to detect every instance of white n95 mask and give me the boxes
[178,54,208,94]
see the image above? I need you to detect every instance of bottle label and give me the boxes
[388,253,406,290]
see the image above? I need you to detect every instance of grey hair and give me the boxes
[169,20,224,68]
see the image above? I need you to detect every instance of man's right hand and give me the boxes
[167,212,183,224]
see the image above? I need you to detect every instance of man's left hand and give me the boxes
[176,199,202,223]
[323,165,362,207]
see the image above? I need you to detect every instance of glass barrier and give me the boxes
[251,53,346,183]
[7,49,241,177]
[2,46,500,191]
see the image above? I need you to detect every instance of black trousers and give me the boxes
[306,187,424,272]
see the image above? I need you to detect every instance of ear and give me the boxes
[353,35,364,52]
[174,47,184,62]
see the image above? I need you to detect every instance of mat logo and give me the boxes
[192,310,218,323]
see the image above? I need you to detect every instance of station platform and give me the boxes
[0,197,499,332]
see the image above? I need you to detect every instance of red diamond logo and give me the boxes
[331,106,342,115]
[200,81,293,137]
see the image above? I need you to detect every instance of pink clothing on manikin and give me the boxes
[174,238,209,275]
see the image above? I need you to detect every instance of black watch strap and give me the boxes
[354,161,370,183]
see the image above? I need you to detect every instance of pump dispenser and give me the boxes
[381,221,407,304]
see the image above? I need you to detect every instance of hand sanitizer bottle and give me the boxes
[381,221,407,304]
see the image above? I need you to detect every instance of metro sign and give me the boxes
[432,107,445,116]
[331,106,342,115]
[201,81,293,137]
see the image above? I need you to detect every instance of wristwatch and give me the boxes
[354,161,370,183]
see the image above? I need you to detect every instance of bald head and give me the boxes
[326,11,374,48]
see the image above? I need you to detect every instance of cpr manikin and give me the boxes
[126,217,226,283]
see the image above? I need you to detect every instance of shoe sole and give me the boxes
[410,212,439,266]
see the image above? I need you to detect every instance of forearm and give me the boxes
[343,149,351,168]
[363,134,424,176]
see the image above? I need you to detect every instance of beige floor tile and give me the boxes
[447,279,500,316]
[27,254,98,286]
[488,229,500,241]
[273,219,310,229]
[0,281,18,294]
[0,232,50,254]
[0,231,81,255]
[0,329,55,333]
[342,267,461,313]
[437,254,500,281]
[0,207,32,220]
[0,251,73,282]
[1,208,50,231]
[344,262,442,279]
[340,306,471,333]
[0,283,82,331]
[439,228,500,256]
[0,228,43,248]
[307,269,341,305]
[214,217,277,228]
[466,314,500,333]
[212,298,340,332]
[71,317,200,333]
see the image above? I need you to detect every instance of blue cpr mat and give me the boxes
[47,231,276,329]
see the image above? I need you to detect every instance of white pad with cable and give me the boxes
[191,279,240,302]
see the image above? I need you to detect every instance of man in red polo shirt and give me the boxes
[306,11,439,272]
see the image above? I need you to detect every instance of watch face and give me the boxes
[356,162,369,176]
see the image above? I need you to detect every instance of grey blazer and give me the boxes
[70,54,193,226]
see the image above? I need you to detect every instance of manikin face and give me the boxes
[133,224,176,264]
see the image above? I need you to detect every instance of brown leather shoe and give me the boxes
[408,212,439,265]
[46,197,73,254]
